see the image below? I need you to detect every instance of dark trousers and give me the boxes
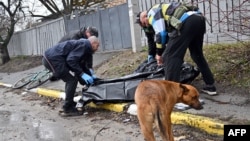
[60,72,78,110]
[148,40,156,57]
[42,57,78,110]
[163,14,215,85]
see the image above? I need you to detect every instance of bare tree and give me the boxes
[0,0,26,65]
[29,0,68,19]
[29,0,109,20]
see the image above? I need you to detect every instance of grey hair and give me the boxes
[88,36,99,43]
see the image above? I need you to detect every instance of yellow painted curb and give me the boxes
[171,112,224,136]
[88,102,128,113]
[36,88,64,98]
[0,82,12,88]
[34,87,127,113]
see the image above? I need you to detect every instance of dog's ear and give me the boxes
[179,83,189,95]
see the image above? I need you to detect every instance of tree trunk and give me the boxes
[0,44,10,65]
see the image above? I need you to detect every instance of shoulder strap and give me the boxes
[169,3,200,31]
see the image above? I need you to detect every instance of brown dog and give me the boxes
[134,80,203,141]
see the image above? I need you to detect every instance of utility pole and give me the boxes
[128,0,142,52]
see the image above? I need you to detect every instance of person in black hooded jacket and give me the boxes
[42,36,100,117]
[58,26,99,42]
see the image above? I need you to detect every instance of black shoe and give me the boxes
[202,86,217,96]
[58,107,82,117]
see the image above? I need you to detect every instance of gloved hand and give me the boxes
[89,68,97,79]
[81,73,94,85]
[147,55,155,63]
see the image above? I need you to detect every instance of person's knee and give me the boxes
[61,74,77,83]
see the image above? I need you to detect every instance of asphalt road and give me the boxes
[0,51,249,141]
[1,51,249,123]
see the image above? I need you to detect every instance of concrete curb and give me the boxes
[30,88,127,113]
[171,112,224,135]
[127,104,224,136]
[0,82,12,88]
[29,88,65,99]
[0,82,224,136]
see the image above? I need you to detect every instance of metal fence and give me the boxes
[7,0,250,57]
[64,3,132,51]
[7,3,131,57]
[138,0,250,45]
[8,18,65,57]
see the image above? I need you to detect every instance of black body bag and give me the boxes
[80,60,200,106]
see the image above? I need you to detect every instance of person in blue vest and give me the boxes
[42,36,100,117]
[137,2,217,95]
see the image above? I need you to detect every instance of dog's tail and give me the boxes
[156,106,168,139]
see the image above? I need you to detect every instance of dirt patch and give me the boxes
[0,55,43,73]
[94,50,147,78]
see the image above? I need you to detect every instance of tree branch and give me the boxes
[38,0,57,15]
[47,0,61,13]
[29,11,48,18]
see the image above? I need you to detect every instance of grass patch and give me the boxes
[96,42,250,89]
[11,55,29,60]
[185,42,250,88]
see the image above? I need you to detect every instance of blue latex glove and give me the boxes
[147,55,155,63]
[89,69,97,79]
[81,73,94,85]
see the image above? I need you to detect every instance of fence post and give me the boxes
[128,0,142,53]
